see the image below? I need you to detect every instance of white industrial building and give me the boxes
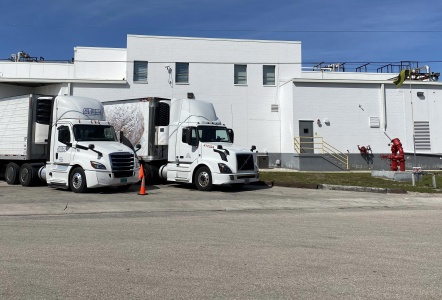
[1,35,442,170]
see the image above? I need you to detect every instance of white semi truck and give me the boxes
[0,94,139,193]
[104,97,259,191]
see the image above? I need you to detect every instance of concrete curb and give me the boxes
[318,184,407,194]
[256,181,408,194]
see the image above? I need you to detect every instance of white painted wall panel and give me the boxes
[74,47,126,80]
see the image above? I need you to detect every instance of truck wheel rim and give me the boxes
[198,172,210,187]
[20,168,29,182]
[72,173,83,189]
[6,167,14,181]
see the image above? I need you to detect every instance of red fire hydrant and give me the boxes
[380,138,405,171]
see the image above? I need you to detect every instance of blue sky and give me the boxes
[1,0,442,73]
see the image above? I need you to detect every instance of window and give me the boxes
[182,127,197,145]
[197,126,232,143]
[175,63,189,84]
[58,126,70,144]
[234,64,247,85]
[133,61,148,82]
[263,65,276,85]
[73,125,117,142]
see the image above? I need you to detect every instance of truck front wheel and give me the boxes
[195,166,213,191]
[5,162,20,185]
[70,167,88,193]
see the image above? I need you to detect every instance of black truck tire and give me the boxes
[5,162,20,185]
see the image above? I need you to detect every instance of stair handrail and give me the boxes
[294,136,349,169]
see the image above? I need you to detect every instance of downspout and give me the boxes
[381,83,386,131]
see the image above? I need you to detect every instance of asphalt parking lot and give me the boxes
[2,180,442,216]
[3,181,442,299]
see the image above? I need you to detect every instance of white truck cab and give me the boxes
[0,94,139,193]
[43,96,140,192]
[160,98,259,190]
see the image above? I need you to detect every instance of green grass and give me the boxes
[259,171,442,193]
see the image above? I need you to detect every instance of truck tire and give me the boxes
[195,166,213,191]
[19,163,35,187]
[70,167,88,193]
[5,163,20,185]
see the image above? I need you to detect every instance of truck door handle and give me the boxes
[56,153,58,159]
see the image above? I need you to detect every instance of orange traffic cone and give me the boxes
[138,166,147,195]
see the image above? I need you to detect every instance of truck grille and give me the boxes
[237,154,255,171]
[109,152,134,178]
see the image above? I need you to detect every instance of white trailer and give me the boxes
[0,94,140,192]
[104,97,259,191]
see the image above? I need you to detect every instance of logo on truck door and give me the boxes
[57,146,67,152]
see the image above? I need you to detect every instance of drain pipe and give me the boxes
[381,83,387,131]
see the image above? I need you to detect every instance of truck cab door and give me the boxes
[47,125,76,185]
[54,125,75,166]
[175,127,199,180]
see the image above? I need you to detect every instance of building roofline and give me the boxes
[127,34,301,45]
[0,78,127,84]
[289,78,442,86]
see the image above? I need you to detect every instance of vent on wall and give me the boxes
[414,121,431,150]
[271,104,279,112]
[369,116,380,128]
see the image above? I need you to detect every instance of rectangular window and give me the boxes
[133,61,148,83]
[234,64,247,85]
[175,62,189,84]
[263,65,276,85]
[182,127,197,144]
[58,126,70,144]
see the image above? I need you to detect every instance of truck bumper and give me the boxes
[212,172,260,185]
[85,170,140,188]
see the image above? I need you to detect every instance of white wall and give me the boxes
[0,61,74,79]
[71,35,301,152]
[74,47,127,80]
[291,82,442,154]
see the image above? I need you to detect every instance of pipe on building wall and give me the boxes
[381,83,386,131]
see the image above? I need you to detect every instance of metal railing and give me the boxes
[294,136,349,169]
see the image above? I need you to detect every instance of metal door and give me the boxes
[299,120,314,153]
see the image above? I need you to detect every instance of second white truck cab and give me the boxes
[159,98,259,190]
[104,96,259,191]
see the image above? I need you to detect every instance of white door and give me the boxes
[51,125,76,183]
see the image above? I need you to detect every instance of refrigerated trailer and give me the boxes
[0,94,139,192]
[104,97,259,191]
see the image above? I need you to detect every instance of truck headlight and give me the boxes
[90,161,107,170]
[218,163,232,174]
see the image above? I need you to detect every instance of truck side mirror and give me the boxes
[228,129,234,143]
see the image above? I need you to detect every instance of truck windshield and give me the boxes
[73,125,118,142]
[197,126,232,143]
